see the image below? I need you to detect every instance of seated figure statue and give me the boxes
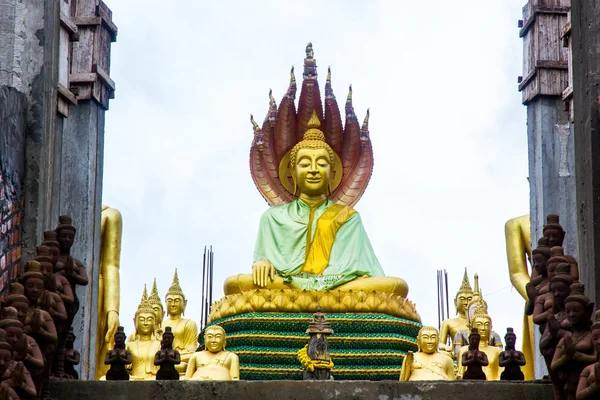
[224,112,408,297]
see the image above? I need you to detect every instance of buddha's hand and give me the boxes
[252,260,275,287]
[105,310,119,342]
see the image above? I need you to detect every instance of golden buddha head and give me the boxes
[289,113,335,197]
[134,298,156,337]
[166,269,187,317]
[148,279,164,324]
[470,298,492,342]
[204,325,226,353]
[416,326,439,354]
[454,268,473,315]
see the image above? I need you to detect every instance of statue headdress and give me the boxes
[543,214,565,235]
[0,329,12,352]
[134,292,155,320]
[250,42,373,207]
[5,282,28,305]
[166,269,185,301]
[0,307,23,330]
[456,268,473,297]
[56,215,76,233]
[22,260,44,282]
[148,278,164,312]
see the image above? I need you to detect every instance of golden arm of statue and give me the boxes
[399,351,413,381]
[100,206,122,342]
[505,215,532,301]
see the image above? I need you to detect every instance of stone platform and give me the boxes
[49,380,552,400]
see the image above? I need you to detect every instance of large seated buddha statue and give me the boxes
[210,43,420,381]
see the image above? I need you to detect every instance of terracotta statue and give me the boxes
[538,263,574,377]
[54,215,89,329]
[525,238,551,316]
[551,282,595,400]
[126,296,160,380]
[0,306,44,375]
[461,328,488,380]
[95,205,123,380]
[105,326,131,381]
[400,326,455,381]
[148,279,164,341]
[185,325,239,380]
[456,297,502,380]
[576,310,600,399]
[0,329,37,399]
[154,327,180,380]
[162,270,198,373]
[225,51,409,298]
[34,244,74,308]
[64,329,80,380]
[298,305,334,380]
[543,214,578,279]
[499,328,526,380]
[439,269,472,352]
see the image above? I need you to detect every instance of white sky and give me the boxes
[102,0,532,347]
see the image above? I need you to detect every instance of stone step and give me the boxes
[49,380,552,400]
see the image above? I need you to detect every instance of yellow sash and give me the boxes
[301,202,356,275]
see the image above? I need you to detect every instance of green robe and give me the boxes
[253,198,384,290]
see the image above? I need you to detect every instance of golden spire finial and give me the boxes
[166,268,185,301]
[290,66,296,85]
[473,273,479,296]
[327,66,331,84]
[148,278,163,310]
[250,114,260,132]
[362,109,370,130]
[307,110,321,130]
[135,286,155,318]
[305,42,314,59]
[269,89,276,107]
[458,268,473,295]
[472,292,489,320]
[141,284,148,302]
[346,84,353,104]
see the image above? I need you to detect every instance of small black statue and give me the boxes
[499,327,526,380]
[154,327,180,380]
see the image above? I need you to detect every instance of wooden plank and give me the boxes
[73,16,101,26]
[71,28,94,74]
[92,64,114,91]
[97,5,117,41]
[57,97,69,118]
[536,60,569,69]
[70,72,96,83]
[60,12,78,36]
[58,28,71,87]
[57,83,78,105]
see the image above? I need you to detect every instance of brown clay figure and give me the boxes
[499,328,526,380]
[105,326,131,381]
[543,215,578,280]
[461,328,488,380]
[0,329,37,399]
[64,329,80,380]
[576,311,600,399]
[154,327,181,380]
[551,282,595,400]
[525,238,551,316]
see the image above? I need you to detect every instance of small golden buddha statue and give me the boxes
[400,326,455,381]
[439,268,472,352]
[162,270,198,373]
[185,325,239,381]
[126,293,160,380]
[96,205,123,380]
[148,279,164,340]
[224,111,408,297]
[456,298,502,380]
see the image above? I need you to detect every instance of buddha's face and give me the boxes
[24,278,44,301]
[204,328,225,353]
[166,295,186,317]
[532,254,548,275]
[566,300,588,327]
[135,312,155,336]
[57,230,75,249]
[455,292,472,315]
[5,326,22,348]
[472,316,491,341]
[505,334,516,349]
[417,329,439,354]
[545,228,563,247]
[551,281,570,305]
[0,349,11,375]
[152,305,164,324]
[294,148,331,196]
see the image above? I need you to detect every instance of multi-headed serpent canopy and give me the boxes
[250,43,373,208]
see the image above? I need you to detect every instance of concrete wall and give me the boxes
[49,380,553,400]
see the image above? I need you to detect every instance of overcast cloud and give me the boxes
[102,0,531,345]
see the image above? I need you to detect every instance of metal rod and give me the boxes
[201,246,207,329]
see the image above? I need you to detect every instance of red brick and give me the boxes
[0,255,5,269]
[15,246,21,260]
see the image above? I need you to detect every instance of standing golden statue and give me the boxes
[456,297,502,380]
[439,269,472,352]
[95,205,122,380]
[185,325,239,381]
[126,291,160,380]
[400,326,455,381]
[162,270,198,374]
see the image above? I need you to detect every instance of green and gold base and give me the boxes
[204,312,422,380]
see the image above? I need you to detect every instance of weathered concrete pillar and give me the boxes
[518,0,574,379]
[0,0,116,380]
[571,0,600,311]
